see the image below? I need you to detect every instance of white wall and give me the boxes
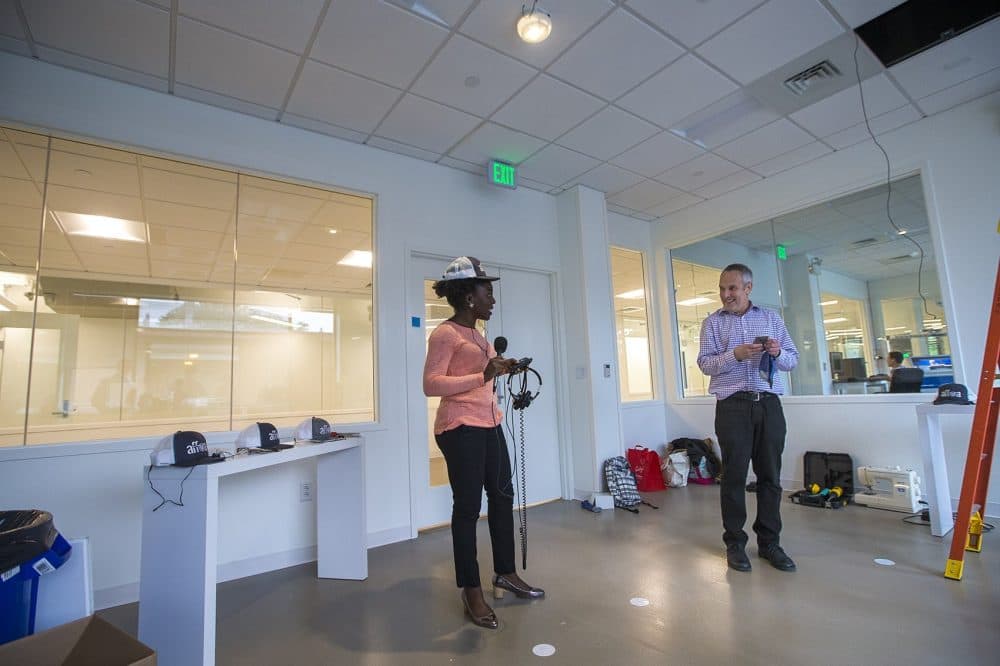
[0,54,562,604]
[651,91,1000,514]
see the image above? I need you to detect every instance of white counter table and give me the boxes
[138,437,365,666]
[915,404,975,537]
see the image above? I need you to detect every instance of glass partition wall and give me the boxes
[610,247,654,401]
[0,126,374,446]
[671,174,948,397]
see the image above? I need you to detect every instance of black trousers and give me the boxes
[435,425,515,588]
[714,393,787,550]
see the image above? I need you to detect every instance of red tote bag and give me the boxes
[627,445,666,492]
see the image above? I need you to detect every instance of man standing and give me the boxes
[697,264,799,573]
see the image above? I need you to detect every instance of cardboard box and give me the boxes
[0,615,155,665]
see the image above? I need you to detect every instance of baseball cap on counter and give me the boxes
[295,416,332,442]
[151,431,224,466]
[236,422,292,451]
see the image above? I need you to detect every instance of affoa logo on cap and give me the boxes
[186,440,207,455]
[941,388,964,399]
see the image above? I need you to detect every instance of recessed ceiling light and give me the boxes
[615,289,644,299]
[55,212,147,243]
[823,317,848,324]
[328,228,338,234]
[517,3,552,44]
[338,250,372,268]
[897,229,907,235]
[820,299,838,306]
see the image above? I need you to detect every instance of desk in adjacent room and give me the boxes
[138,438,365,666]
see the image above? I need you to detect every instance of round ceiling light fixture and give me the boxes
[517,3,552,44]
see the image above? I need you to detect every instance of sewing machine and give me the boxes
[853,466,923,513]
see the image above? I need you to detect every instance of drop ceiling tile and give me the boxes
[822,104,921,149]
[0,2,24,39]
[752,140,832,177]
[692,169,762,198]
[0,203,39,230]
[548,8,684,101]
[72,236,148,259]
[311,0,449,89]
[0,176,41,208]
[517,145,600,187]
[916,66,1000,116]
[656,153,742,192]
[617,54,739,129]
[2,227,40,248]
[696,0,843,85]
[148,242,219,264]
[39,249,83,271]
[281,114,368,143]
[516,176,553,193]
[151,259,211,282]
[374,94,480,154]
[145,201,231,231]
[0,36,30,57]
[459,0,611,69]
[367,136,442,163]
[79,254,148,275]
[825,0,905,28]
[556,107,659,161]
[47,186,142,220]
[715,118,815,167]
[567,163,645,195]
[34,46,169,92]
[239,185,326,223]
[607,179,685,211]
[176,18,299,109]
[646,192,704,217]
[178,0,325,53]
[173,83,281,120]
[142,168,237,210]
[46,151,140,197]
[492,75,605,141]
[286,60,400,134]
[626,0,763,48]
[411,34,537,117]
[890,19,1000,100]
[448,122,546,165]
[438,156,484,175]
[23,0,169,77]
[610,131,705,177]
[789,73,909,138]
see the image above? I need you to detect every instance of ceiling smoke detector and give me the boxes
[783,60,841,96]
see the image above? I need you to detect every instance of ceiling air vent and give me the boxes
[881,252,919,265]
[851,237,879,248]
[783,60,842,96]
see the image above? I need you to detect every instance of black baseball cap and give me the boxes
[295,416,332,441]
[236,422,292,450]
[933,383,974,405]
[151,431,224,466]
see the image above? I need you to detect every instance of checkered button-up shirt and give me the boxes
[697,303,798,400]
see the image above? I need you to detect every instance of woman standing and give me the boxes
[423,256,545,629]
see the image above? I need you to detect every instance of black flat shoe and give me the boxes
[492,573,545,599]
[759,545,796,572]
[461,590,498,629]
[726,546,751,572]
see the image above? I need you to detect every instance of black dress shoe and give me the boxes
[492,573,545,599]
[461,590,499,629]
[726,546,751,572]
[759,545,797,572]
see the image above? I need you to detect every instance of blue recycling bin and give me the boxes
[0,511,72,646]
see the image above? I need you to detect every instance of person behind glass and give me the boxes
[697,263,799,573]
[422,256,545,630]
[886,350,909,376]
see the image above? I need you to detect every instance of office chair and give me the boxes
[889,367,924,393]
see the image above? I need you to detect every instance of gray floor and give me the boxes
[100,487,1000,665]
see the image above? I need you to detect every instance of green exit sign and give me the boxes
[776,244,787,260]
[488,160,517,189]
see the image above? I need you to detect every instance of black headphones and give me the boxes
[509,367,542,410]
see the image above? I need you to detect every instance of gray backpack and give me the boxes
[603,456,658,513]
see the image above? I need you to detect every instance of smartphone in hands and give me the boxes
[754,336,769,346]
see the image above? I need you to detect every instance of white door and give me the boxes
[407,254,563,532]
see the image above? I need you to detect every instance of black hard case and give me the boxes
[802,451,854,499]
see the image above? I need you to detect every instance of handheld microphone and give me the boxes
[494,336,508,357]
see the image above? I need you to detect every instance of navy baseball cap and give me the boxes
[295,416,332,441]
[236,422,292,450]
[151,431,223,466]
[933,383,974,405]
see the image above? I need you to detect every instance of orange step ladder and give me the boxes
[944,258,1000,580]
